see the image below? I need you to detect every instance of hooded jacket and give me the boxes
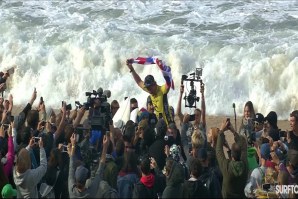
[183,178,210,198]
[216,133,248,198]
[132,173,156,198]
[162,159,185,198]
[13,147,47,198]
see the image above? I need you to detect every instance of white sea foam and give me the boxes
[0,0,297,119]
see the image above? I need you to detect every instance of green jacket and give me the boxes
[216,132,248,198]
[162,159,185,198]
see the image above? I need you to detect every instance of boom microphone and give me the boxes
[233,103,237,131]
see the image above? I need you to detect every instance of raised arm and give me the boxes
[29,137,47,186]
[3,125,14,177]
[54,102,66,140]
[200,81,206,129]
[73,106,86,128]
[126,59,144,88]
[8,94,13,113]
[216,120,230,173]
[176,84,184,124]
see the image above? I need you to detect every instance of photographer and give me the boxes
[216,119,248,198]
[13,137,47,198]
[68,133,109,198]
[179,80,206,162]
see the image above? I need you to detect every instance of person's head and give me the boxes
[197,148,209,167]
[75,165,89,190]
[122,151,139,174]
[115,139,125,157]
[64,125,74,143]
[130,98,138,112]
[21,127,32,146]
[110,100,120,116]
[207,127,219,147]
[244,101,255,120]
[137,120,148,139]
[27,110,39,129]
[190,158,202,179]
[146,96,154,113]
[144,75,157,95]
[167,123,178,140]
[48,148,61,168]
[16,148,31,174]
[253,113,265,132]
[191,131,204,151]
[155,119,167,139]
[264,111,278,130]
[290,110,298,132]
[140,156,151,176]
[194,109,202,123]
[260,143,271,161]
[231,143,241,161]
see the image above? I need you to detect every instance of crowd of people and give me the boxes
[0,61,297,199]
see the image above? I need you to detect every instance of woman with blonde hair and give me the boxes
[13,137,47,198]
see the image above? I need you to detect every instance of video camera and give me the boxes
[181,68,203,108]
[76,88,112,131]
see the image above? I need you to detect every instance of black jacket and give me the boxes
[183,180,210,198]
[149,139,166,170]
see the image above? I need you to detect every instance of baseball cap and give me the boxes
[144,75,155,88]
[1,184,17,198]
[75,166,89,185]
[253,113,265,124]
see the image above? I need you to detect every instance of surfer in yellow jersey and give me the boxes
[126,60,173,125]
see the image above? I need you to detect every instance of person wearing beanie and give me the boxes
[149,119,167,170]
[264,111,279,141]
[68,133,109,198]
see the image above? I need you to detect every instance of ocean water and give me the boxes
[0,0,297,119]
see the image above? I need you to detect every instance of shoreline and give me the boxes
[11,105,290,131]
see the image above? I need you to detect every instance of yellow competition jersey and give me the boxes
[143,84,173,125]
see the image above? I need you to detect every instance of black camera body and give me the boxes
[181,68,203,108]
[77,88,112,131]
